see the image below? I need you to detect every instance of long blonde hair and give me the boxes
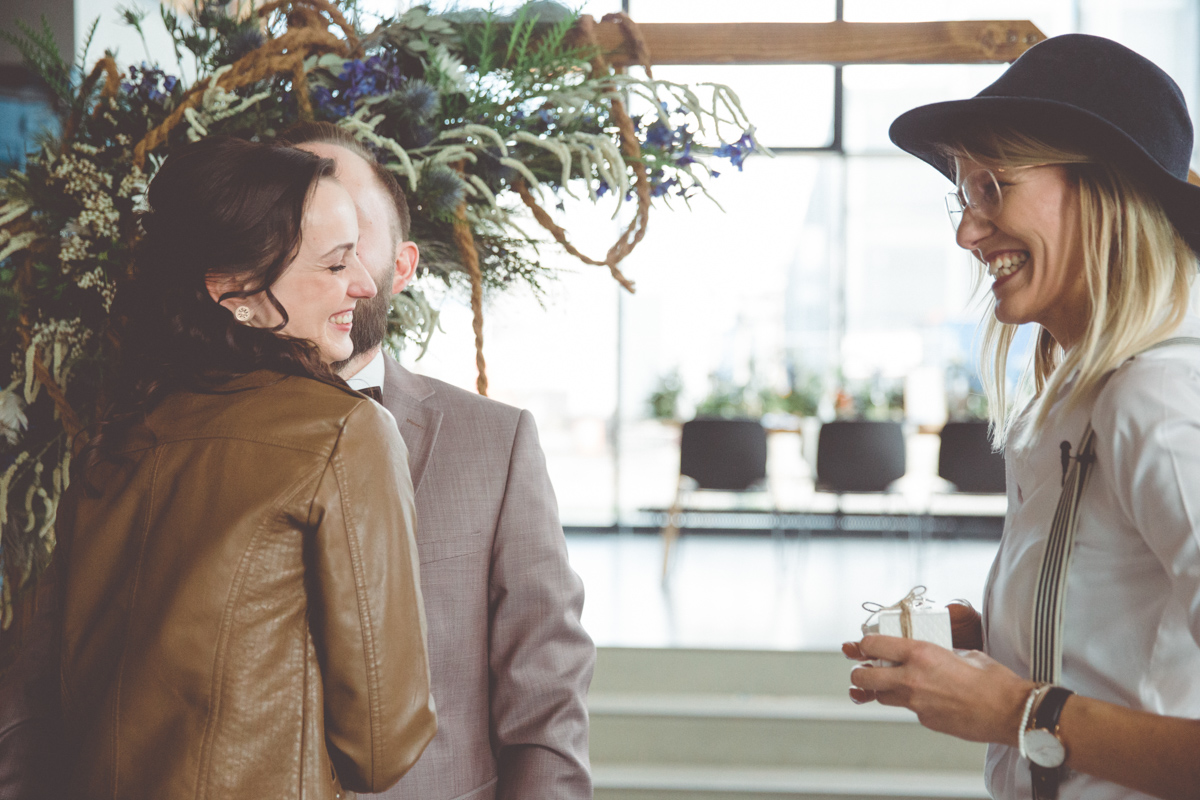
[941,129,1196,446]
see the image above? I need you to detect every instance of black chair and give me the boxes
[661,418,773,578]
[815,420,907,497]
[938,420,1005,494]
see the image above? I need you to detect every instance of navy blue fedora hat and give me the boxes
[890,33,1200,254]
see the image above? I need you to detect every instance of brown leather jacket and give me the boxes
[54,371,436,799]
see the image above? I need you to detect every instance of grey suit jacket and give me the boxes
[371,356,594,800]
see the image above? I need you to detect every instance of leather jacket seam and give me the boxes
[120,433,334,458]
[329,406,385,787]
[194,456,327,800]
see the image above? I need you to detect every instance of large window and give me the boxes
[398,0,1200,526]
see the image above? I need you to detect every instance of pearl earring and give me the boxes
[234,306,252,322]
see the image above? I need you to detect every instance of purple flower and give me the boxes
[315,53,404,117]
[650,176,677,198]
[644,120,673,148]
[122,63,180,106]
[714,131,756,171]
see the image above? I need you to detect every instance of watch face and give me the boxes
[1024,728,1066,768]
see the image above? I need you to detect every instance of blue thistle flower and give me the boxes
[392,79,439,125]
[225,29,264,63]
[381,78,441,148]
[420,165,468,218]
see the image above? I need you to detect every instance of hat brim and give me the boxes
[890,96,1200,256]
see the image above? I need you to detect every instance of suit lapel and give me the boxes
[381,355,443,495]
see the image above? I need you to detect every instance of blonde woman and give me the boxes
[845,35,1200,800]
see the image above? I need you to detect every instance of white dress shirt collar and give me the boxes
[344,348,386,392]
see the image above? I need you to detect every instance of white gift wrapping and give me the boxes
[861,586,953,666]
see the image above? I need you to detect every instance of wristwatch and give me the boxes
[1025,686,1074,799]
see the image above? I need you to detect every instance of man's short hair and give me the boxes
[278,121,412,242]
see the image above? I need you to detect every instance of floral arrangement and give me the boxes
[0,0,764,632]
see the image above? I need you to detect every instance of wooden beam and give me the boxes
[591,21,1047,67]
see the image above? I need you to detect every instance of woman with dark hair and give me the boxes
[846,35,1200,800]
[50,135,436,799]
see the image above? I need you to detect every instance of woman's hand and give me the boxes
[843,635,1035,745]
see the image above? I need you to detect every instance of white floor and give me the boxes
[566,533,999,651]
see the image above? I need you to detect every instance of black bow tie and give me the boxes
[358,386,384,403]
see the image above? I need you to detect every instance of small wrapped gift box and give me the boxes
[861,586,953,666]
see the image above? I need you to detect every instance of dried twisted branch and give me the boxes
[511,12,653,295]
[451,202,489,396]
[446,11,656,394]
[133,8,351,168]
[62,55,121,144]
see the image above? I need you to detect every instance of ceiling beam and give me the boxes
[591,20,1047,67]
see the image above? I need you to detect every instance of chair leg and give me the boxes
[661,477,685,583]
[769,482,782,538]
[769,483,787,580]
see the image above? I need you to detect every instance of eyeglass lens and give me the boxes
[946,169,1002,231]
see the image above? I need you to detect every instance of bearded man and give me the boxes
[282,122,595,800]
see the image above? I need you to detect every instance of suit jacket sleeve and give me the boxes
[488,409,596,799]
[310,401,437,793]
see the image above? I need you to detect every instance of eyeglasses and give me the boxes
[945,168,1004,231]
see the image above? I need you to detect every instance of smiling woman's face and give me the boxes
[953,159,1090,347]
[268,178,377,363]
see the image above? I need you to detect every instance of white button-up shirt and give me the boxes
[344,348,386,394]
[984,316,1200,800]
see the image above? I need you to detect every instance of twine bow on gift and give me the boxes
[862,585,930,639]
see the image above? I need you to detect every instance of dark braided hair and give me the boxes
[82,136,345,479]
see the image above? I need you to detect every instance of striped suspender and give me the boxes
[1030,423,1096,684]
[1029,335,1200,684]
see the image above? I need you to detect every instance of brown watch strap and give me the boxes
[1031,686,1074,800]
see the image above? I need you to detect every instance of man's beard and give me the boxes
[333,268,392,372]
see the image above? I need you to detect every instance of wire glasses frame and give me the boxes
[945,168,1004,231]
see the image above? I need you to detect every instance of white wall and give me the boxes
[74,0,185,78]
[1,0,73,69]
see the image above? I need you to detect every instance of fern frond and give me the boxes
[474,3,499,75]
[531,7,577,65]
[76,17,100,76]
[505,3,532,65]
[0,17,73,103]
[508,5,537,71]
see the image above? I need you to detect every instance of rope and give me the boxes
[117,5,657,393]
[449,13,655,391]
[514,13,652,294]
[257,0,362,57]
[451,202,488,396]
[62,55,121,143]
[600,11,654,79]
[133,13,349,169]
[513,180,635,292]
